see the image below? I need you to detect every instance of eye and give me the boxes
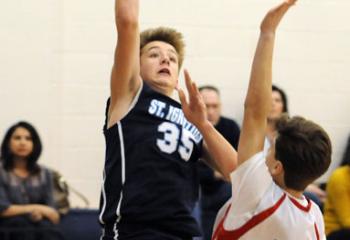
[149,53,159,58]
[25,136,32,141]
[13,135,21,140]
[170,56,177,63]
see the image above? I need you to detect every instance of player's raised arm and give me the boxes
[178,70,237,180]
[237,0,297,166]
[108,0,141,128]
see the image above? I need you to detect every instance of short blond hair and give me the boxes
[140,27,185,68]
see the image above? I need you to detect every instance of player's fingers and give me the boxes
[178,88,188,107]
[184,69,194,95]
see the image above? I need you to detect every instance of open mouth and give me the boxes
[158,68,171,76]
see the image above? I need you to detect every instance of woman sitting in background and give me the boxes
[0,121,61,240]
[324,136,350,240]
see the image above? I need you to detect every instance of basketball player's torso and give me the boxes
[101,83,203,236]
[215,185,325,240]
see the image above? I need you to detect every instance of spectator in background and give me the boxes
[267,85,326,207]
[324,135,350,240]
[197,85,240,240]
[0,121,61,240]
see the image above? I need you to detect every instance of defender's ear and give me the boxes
[274,160,284,175]
[270,160,284,176]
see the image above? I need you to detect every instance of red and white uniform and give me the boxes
[212,152,326,240]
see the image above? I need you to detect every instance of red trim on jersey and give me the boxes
[314,223,320,240]
[212,193,287,240]
[212,204,232,240]
[288,196,312,212]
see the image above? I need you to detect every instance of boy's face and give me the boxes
[140,41,179,96]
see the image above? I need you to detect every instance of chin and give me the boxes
[14,152,31,158]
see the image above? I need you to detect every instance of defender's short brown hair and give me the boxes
[140,27,185,68]
[275,116,332,191]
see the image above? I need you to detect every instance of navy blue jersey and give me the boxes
[99,83,203,239]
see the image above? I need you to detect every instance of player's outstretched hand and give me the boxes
[260,0,297,34]
[178,70,209,130]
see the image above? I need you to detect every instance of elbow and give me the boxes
[116,15,138,29]
[244,99,262,119]
[244,98,269,120]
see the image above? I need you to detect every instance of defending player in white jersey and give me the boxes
[179,1,332,239]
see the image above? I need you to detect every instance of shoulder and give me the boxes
[311,201,325,231]
[230,151,266,180]
[36,165,53,181]
[0,162,8,179]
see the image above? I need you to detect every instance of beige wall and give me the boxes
[1,0,349,208]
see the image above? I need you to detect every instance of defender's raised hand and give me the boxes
[260,0,297,34]
[237,0,297,167]
[178,70,208,131]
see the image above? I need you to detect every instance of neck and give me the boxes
[13,157,28,169]
[144,81,174,97]
[274,176,304,199]
[285,188,304,199]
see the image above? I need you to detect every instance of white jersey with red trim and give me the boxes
[212,152,326,240]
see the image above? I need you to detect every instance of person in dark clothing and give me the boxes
[99,1,238,239]
[197,85,240,240]
[0,121,62,240]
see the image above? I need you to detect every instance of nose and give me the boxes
[19,137,26,145]
[160,55,170,65]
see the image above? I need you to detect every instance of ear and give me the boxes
[274,161,284,175]
[270,160,284,176]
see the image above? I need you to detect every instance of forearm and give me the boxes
[245,33,275,118]
[245,1,295,117]
[114,0,139,71]
[237,1,296,166]
[109,0,141,118]
[199,121,237,180]
[0,204,36,218]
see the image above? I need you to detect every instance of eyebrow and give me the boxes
[146,46,178,55]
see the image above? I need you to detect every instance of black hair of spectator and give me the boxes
[198,85,220,95]
[272,84,288,114]
[341,135,350,166]
[0,121,42,174]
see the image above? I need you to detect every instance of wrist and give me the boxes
[197,120,214,133]
[259,31,276,39]
[24,205,35,214]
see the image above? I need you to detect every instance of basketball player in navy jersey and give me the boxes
[99,0,237,239]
